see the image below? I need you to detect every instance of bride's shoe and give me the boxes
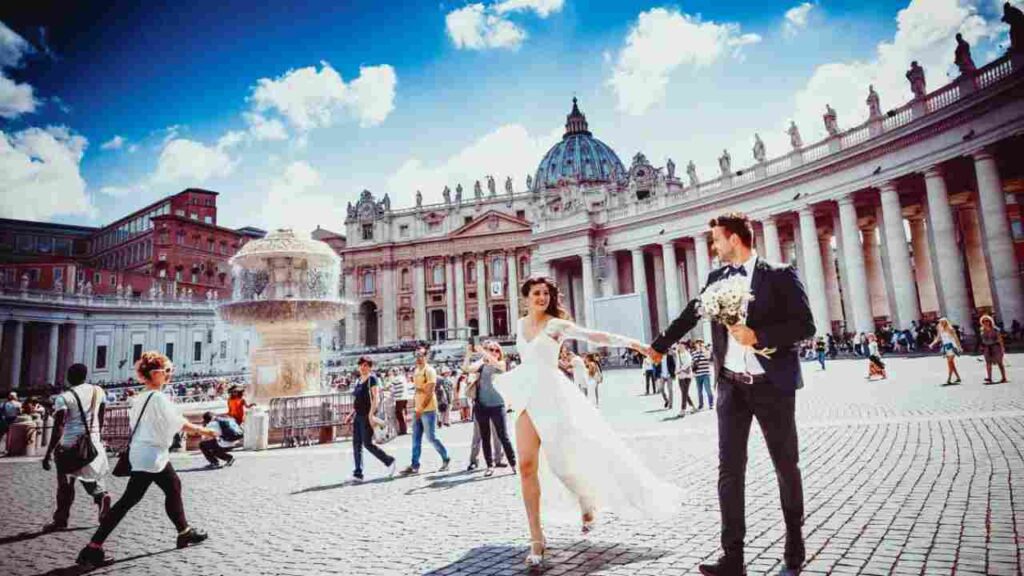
[524,539,546,568]
[581,510,596,534]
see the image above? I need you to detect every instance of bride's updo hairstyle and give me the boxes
[520,276,571,320]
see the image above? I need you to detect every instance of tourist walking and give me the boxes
[76,351,217,567]
[676,343,698,414]
[41,363,111,532]
[692,340,713,412]
[390,368,411,436]
[400,347,451,475]
[865,334,887,380]
[642,355,656,395]
[930,317,963,385]
[585,354,603,407]
[659,347,677,409]
[462,340,516,477]
[436,367,454,427]
[494,277,680,567]
[979,314,1008,384]
[345,356,397,482]
[815,337,827,370]
[0,391,21,453]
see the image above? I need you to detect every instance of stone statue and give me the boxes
[505,176,513,195]
[148,285,157,299]
[954,33,976,75]
[381,193,391,212]
[415,190,423,208]
[753,134,766,164]
[686,160,698,186]
[718,149,732,177]
[867,84,882,118]
[487,175,496,197]
[474,180,483,199]
[156,285,163,300]
[455,183,463,204]
[788,120,803,150]
[443,185,451,205]
[526,174,533,191]
[906,61,926,99]
[116,283,124,297]
[19,273,28,290]
[823,104,839,136]
[666,158,676,180]
[346,201,355,219]
[84,281,93,296]
[1004,2,1024,54]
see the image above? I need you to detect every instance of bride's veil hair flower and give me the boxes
[520,276,572,320]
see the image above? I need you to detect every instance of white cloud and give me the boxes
[387,123,561,205]
[790,0,997,143]
[446,4,527,51]
[260,160,344,235]
[243,112,288,142]
[784,3,815,38]
[0,22,37,118]
[608,8,762,115]
[249,62,397,130]
[494,0,564,17]
[101,135,125,150]
[0,126,93,220]
[152,138,236,184]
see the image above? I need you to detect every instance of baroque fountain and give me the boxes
[218,229,345,405]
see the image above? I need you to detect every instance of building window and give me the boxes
[54,267,64,286]
[432,263,444,286]
[165,342,174,361]
[519,257,529,278]
[194,341,203,362]
[1012,218,1023,240]
[220,341,228,359]
[399,225,409,238]
[191,272,198,283]
[204,216,212,224]
[208,240,214,251]
[466,262,476,283]
[362,271,375,294]
[175,270,182,282]
[176,231,185,245]
[133,344,143,363]
[491,256,504,282]
[428,221,441,232]
[401,268,410,290]
[362,224,374,241]
[516,210,526,219]
[93,272,101,284]
[464,216,473,226]
[29,268,40,282]
[95,345,108,370]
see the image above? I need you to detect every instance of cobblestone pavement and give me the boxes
[2,354,1023,576]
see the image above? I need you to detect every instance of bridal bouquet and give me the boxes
[699,275,776,358]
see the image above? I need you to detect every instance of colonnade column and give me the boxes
[507,251,520,334]
[878,181,921,327]
[413,262,427,340]
[48,322,61,387]
[693,235,712,341]
[972,148,1024,324]
[603,251,619,297]
[762,216,783,263]
[446,257,457,339]
[630,248,650,341]
[923,165,971,328]
[797,206,830,336]
[837,197,873,332]
[580,251,596,330]
[661,242,682,320]
[908,218,939,314]
[454,255,467,337]
[476,257,489,336]
[651,250,668,331]
[10,321,23,389]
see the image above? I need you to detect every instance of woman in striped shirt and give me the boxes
[691,340,713,411]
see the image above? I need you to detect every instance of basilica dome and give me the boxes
[533,98,626,191]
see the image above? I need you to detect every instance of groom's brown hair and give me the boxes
[709,212,753,248]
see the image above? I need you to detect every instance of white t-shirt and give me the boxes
[129,390,187,473]
[53,384,105,448]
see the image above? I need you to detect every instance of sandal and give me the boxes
[524,539,546,568]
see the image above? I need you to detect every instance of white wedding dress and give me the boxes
[494,317,682,523]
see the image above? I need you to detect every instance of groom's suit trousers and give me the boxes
[717,373,804,563]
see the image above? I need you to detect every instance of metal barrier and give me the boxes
[267,392,399,448]
[100,403,132,453]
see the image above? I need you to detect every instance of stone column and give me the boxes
[684,245,699,301]
[661,242,682,319]
[630,248,650,341]
[862,225,890,320]
[819,231,843,331]
[10,321,23,390]
[48,322,61,387]
[604,251,619,297]
[454,255,467,337]
[413,261,427,340]
[878,182,921,328]
[73,323,85,363]
[754,225,766,258]
[344,272,359,346]
[923,165,971,328]
[446,257,457,339]
[762,216,783,263]
[832,213,855,331]
[960,207,993,308]
[972,149,1024,324]
[476,257,489,336]
[507,251,520,334]
[797,207,830,336]
[581,252,596,329]
[381,265,398,344]
[693,235,713,341]
[652,250,668,331]
[908,217,939,315]
[837,197,874,332]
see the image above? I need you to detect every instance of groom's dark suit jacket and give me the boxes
[651,258,815,393]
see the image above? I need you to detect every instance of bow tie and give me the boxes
[723,264,748,278]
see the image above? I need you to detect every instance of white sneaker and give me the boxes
[387,461,397,478]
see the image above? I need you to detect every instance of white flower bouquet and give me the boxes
[699,275,776,358]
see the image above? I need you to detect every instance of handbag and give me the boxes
[54,388,99,475]
[112,392,155,477]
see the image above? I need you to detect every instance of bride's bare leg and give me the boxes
[516,411,543,547]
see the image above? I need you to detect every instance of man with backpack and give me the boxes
[199,411,242,468]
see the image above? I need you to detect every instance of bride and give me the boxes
[494,276,682,567]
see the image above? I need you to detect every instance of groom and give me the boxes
[645,212,815,576]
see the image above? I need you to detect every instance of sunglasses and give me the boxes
[151,368,173,375]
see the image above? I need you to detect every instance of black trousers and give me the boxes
[352,414,394,477]
[199,439,233,464]
[678,377,696,409]
[644,371,656,394]
[475,404,516,468]
[717,377,804,565]
[91,463,188,544]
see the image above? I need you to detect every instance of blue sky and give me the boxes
[0,0,1016,233]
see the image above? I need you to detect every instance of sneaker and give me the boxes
[352,473,364,483]
[466,462,479,472]
[438,459,451,472]
[224,457,235,468]
[42,521,68,533]
[203,462,221,470]
[176,527,208,549]
[400,465,419,476]
[387,461,397,478]
[97,493,112,523]
[76,545,109,567]
[495,462,508,468]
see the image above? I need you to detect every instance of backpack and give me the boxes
[217,416,244,442]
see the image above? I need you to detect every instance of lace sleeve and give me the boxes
[544,318,640,348]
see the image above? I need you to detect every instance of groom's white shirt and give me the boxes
[723,251,765,375]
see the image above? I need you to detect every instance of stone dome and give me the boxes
[533,98,626,191]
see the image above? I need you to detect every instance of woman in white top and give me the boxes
[494,277,681,567]
[77,351,218,568]
[929,317,963,385]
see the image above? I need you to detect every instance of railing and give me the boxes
[840,123,872,148]
[977,55,1014,89]
[882,102,914,131]
[0,286,219,310]
[802,140,831,163]
[926,82,960,113]
[766,154,793,176]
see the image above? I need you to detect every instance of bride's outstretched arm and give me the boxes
[546,319,645,350]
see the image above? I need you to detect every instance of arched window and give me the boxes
[466,261,476,283]
[401,268,410,290]
[432,263,445,286]
[362,270,375,294]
